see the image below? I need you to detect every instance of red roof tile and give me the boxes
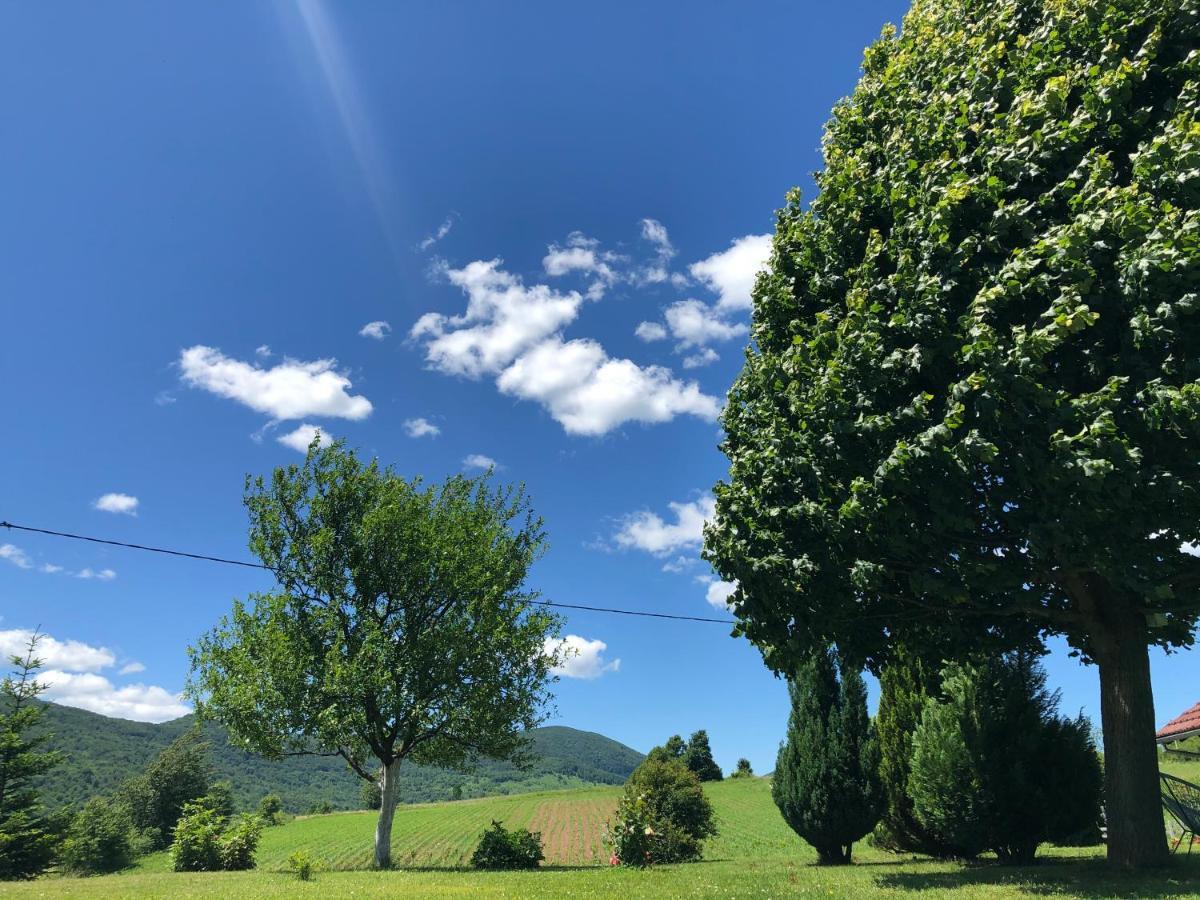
[1157,702,1200,743]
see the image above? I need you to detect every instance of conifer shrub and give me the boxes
[773,648,882,865]
[682,730,723,782]
[874,646,949,855]
[909,652,1103,863]
[60,796,135,876]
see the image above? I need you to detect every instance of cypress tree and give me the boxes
[772,648,882,865]
[683,730,723,782]
[909,651,1103,863]
[875,645,947,855]
[0,632,65,880]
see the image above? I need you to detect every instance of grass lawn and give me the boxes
[8,773,1200,898]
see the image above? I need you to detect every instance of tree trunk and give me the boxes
[1092,605,1169,869]
[373,760,401,869]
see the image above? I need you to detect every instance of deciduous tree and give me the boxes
[706,0,1200,868]
[188,441,561,868]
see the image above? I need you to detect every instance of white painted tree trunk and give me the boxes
[373,760,402,868]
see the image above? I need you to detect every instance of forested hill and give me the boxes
[33,702,644,813]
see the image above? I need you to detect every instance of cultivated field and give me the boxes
[9,771,1200,898]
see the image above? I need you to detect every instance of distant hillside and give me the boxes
[33,702,643,813]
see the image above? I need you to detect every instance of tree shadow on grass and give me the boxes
[873,854,1200,898]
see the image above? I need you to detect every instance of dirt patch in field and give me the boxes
[527,794,618,865]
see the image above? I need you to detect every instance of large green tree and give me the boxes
[188,442,561,868]
[705,0,1200,868]
[0,632,64,880]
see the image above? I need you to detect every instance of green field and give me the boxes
[9,772,1200,898]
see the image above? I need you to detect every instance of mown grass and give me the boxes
[9,775,1200,898]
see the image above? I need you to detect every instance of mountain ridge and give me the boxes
[33,702,644,812]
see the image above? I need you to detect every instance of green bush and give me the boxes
[307,800,333,816]
[605,757,716,865]
[201,781,234,822]
[360,778,382,811]
[730,758,754,779]
[910,652,1103,863]
[218,814,262,871]
[170,802,262,872]
[287,849,324,881]
[469,820,544,870]
[170,802,224,872]
[773,649,883,865]
[256,794,283,826]
[60,796,135,876]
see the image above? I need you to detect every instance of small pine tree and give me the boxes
[60,795,136,875]
[0,631,65,880]
[772,648,882,865]
[732,758,753,778]
[909,651,1103,863]
[875,645,947,855]
[683,730,723,782]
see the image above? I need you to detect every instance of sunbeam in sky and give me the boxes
[292,0,407,261]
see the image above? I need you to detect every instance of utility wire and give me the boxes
[0,520,737,626]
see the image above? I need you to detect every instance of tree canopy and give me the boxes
[188,442,561,868]
[705,0,1200,868]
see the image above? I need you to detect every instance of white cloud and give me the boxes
[689,234,772,311]
[463,453,499,471]
[179,345,372,421]
[543,232,619,299]
[412,259,584,379]
[39,670,189,723]
[94,493,139,516]
[0,628,186,723]
[41,564,64,574]
[77,568,117,581]
[403,417,441,438]
[635,321,668,342]
[544,634,620,679]
[636,218,682,285]
[698,576,737,610]
[662,555,698,574]
[359,320,392,340]
[664,300,747,348]
[411,245,722,436]
[495,337,720,436]
[419,215,456,251]
[640,218,674,258]
[255,344,272,358]
[0,629,115,673]
[683,348,720,369]
[277,423,333,453]
[154,391,176,406]
[0,544,32,570]
[613,495,715,556]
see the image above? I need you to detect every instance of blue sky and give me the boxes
[1,0,1195,775]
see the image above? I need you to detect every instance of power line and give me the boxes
[0,520,737,626]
